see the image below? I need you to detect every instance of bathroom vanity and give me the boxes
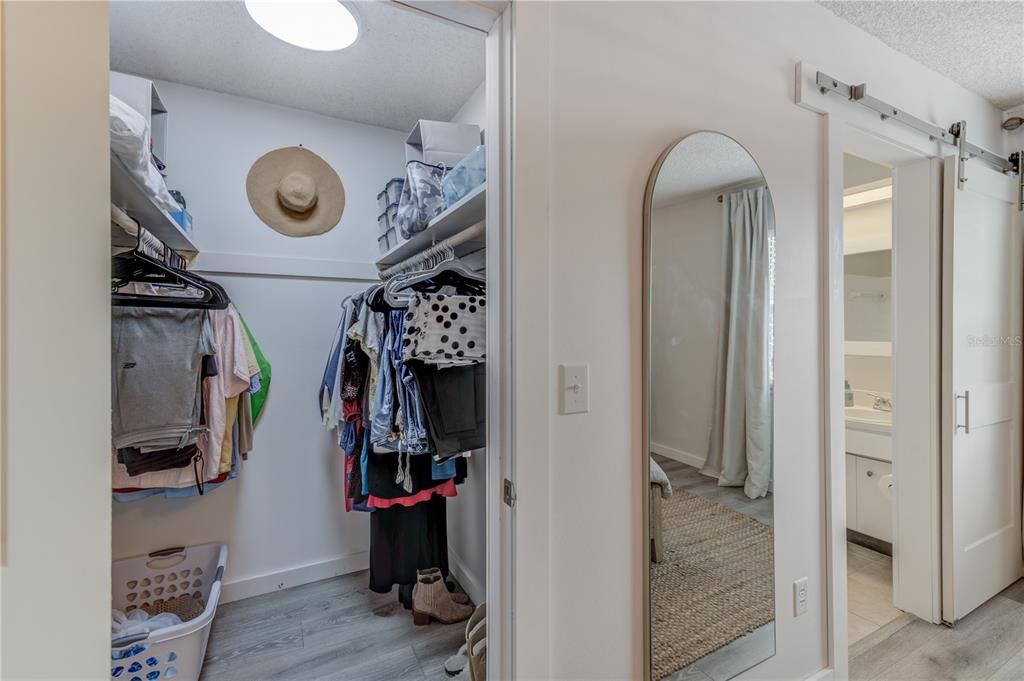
[845,406,893,544]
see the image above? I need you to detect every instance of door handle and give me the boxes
[956,390,971,434]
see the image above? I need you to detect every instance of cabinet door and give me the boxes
[856,457,893,542]
[846,454,859,532]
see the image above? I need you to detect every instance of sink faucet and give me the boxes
[867,393,893,412]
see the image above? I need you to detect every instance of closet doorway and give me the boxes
[107,2,514,680]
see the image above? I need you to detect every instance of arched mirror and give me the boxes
[643,132,776,681]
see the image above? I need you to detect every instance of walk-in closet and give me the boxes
[107,3,501,679]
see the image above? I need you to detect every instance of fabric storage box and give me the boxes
[112,543,227,681]
[405,120,481,166]
[442,144,486,207]
[377,177,404,213]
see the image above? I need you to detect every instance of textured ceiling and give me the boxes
[110,1,485,132]
[819,1,1024,111]
[652,133,764,205]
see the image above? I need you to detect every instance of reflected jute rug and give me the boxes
[650,489,774,679]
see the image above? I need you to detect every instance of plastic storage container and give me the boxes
[442,145,486,207]
[378,227,397,255]
[377,177,404,213]
[169,209,192,234]
[377,202,400,236]
[111,544,228,681]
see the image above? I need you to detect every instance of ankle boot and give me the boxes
[416,568,471,605]
[412,574,473,625]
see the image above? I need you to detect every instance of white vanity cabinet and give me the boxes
[846,453,893,543]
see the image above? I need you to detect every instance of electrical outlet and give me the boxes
[794,577,809,616]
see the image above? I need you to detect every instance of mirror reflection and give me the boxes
[646,132,776,681]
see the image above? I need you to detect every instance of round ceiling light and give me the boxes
[245,0,359,52]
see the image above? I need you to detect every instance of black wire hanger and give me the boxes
[111,221,229,309]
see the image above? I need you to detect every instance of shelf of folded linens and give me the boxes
[376,182,486,269]
[111,154,198,255]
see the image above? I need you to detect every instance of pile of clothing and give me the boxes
[112,299,271,501]
[321,277,486,596]
[111,609,183,641]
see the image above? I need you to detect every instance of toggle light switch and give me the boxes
[559,363,589,415]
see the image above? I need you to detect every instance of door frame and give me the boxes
[482,5,516,680]
[105,2,517,678]
[796,61,947,680]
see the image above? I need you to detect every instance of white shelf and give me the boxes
[110,155,198,254]
[376,182,486,269]
[845,341,892,357]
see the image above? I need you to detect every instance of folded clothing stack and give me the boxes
[112,306,214,459]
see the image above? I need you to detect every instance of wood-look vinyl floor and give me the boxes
[199,571,466,681]
[849,578,1024,681]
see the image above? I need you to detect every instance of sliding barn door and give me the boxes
[941,155,1024,624]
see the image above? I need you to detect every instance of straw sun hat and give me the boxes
[246,146,345,237]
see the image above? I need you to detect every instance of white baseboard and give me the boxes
[448,546,486,606]
[651,442,706,469]
[220,551,369,604]
[804,668,835,681]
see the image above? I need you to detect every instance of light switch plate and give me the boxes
[559,363,589,415]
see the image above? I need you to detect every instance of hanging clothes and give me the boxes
[111,283,272,500]
[111,307,214,452]
[369,495,450,594]
[240,315,272,422]
[320,262,486,593]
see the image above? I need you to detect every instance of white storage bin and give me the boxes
[112,544,228,681]
[405,120,481,166]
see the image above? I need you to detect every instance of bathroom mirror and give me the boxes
[643,132,776,681]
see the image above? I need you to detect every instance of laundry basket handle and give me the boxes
[111,632,149,649]
[146,546,187,570]
[148,546,186,558]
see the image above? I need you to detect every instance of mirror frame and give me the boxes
[641,131,776,681]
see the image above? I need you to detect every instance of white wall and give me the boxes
[153,80,403,264]
[110,82,407,599]
[650,193,724,465]
[844,355,892,394]
[510,2,1009,680]
[452,80,487,133]
[1,2,112,679]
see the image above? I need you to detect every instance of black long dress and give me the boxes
[365,452,467,593]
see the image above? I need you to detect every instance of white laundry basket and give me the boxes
[112,544,227,681]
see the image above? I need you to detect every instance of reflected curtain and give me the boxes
[702,187,773,499]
